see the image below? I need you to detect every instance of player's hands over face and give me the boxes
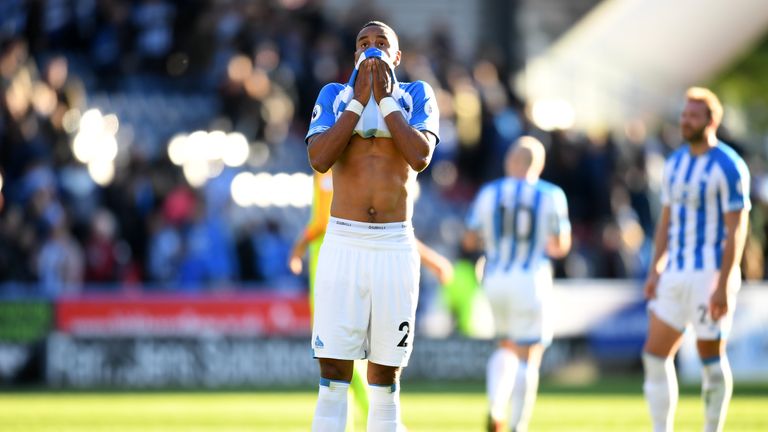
[353,59,373,105]
[371,58,394,103]
[643,271,660,300]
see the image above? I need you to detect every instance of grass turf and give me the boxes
[1,381,766,431]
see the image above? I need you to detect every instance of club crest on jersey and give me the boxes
[311,104,322,122]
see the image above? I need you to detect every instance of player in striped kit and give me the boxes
[642,88,751,432]
[464,136,571,432]
[305,21,439,432]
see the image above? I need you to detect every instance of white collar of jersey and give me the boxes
[347,47,397,87]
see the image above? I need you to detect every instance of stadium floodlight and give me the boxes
[206,130,227,161]
[88,161,115,186]
[167,133,188,166]
[271,173,292,207]
[251,173,273,207]
[231,172,255,207]
[288,173,313,207]
[530,99,575,131]
[183,159,209,188]
[222,132,250,167]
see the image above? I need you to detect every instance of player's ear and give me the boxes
[392,50,402,67]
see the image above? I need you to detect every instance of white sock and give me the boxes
[643,352,678,432]
[509,360,539,432]
[367,383,401,432]
[312,379,350,432]
[487,348,518,421]
[702,356,733,432]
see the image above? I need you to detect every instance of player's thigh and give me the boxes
[644,310,684,357]
[690,270,740,341]
[507,273,551,345]
[367,247,420,368]
[647,271,688,336]
[483,275,512,336]
[312,241,370,360]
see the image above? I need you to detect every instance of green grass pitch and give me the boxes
[1,381,766,431]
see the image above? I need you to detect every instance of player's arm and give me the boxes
[288,174,333,274]
[307,62,374,173]
[546,188,572,259]
[710,209,748,320]
[289,219,326,275]
[546,231,571,259]
[644,206,670,300]
[371,60,436,172]
[711,157,751,320]
[416,239,454,285]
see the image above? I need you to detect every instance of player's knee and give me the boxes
[318,359,354,381]
[367,363,400,385]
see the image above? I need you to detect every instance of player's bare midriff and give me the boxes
[329,134,413,223]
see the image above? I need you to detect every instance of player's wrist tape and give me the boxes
[379,97,400,117]
[345,99,364,116]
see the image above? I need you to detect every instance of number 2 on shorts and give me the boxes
[397,321,410,347]
[698,304,708,324]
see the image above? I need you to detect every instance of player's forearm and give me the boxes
[307,112,359,172]
[383,115,433,172]
[650,234,669,275]
[718,211,749,287]
[546,233,571,259]
[649,207,670,274]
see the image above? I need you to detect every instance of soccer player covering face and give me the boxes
[304,21,439,432]
[464,136,572,432]
[642,88,750,432]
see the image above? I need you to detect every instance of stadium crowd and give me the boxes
[1,0,766,297]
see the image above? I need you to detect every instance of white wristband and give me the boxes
[345,99,364,116]
[379,97,400,117]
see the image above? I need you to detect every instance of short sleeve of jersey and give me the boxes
[408,81,440,143]
[305,84,342,143]
[660,160,673,206]
[718,154,751,213]
[466,184,494,231]
[548,186,571,235]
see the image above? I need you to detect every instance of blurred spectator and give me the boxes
[83,208,119,283]
[0,1,764,298]
[36,203,83,296]
[253,219,297,291]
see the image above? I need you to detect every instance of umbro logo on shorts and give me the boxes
[314,335,324,349]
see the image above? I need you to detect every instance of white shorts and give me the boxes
[648,269,740,340]
[311,217,420,367]
[483,266,553,346]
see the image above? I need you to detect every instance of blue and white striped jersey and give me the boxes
[661,142,751,271]
[466,177,571,276]
[305,73,440,143]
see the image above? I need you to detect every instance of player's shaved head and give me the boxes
[359,20,399,50]
[506,136,546,179]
